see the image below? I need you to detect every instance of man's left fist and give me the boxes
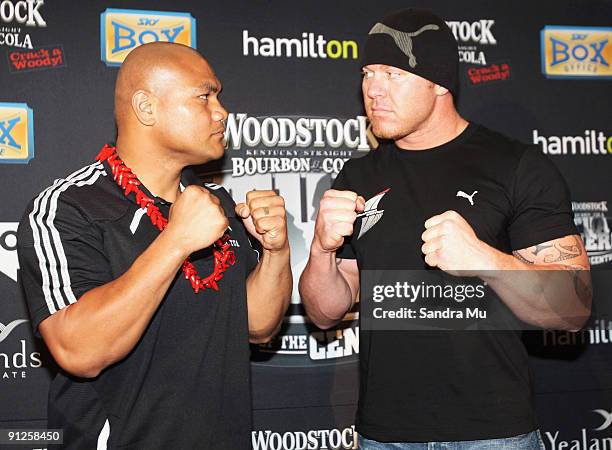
[235,190,289,252]
[421,210,495,276]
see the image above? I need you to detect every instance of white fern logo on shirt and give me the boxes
[356,188,390,239]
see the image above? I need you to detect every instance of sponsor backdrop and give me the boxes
[0,0,611,448]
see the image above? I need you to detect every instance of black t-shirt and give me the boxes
[17,158,259,449]
[333,123,577,442]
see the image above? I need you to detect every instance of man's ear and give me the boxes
[131,90,156,126]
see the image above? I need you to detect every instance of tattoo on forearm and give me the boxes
[543,236,582,263]
[532,243,553,256]
[515,236,584,265]
[513,237,591,319]
[513,250,534,264]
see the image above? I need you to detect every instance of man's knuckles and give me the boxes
[329,209,357,223]
[320,203,360,223]
[319,196,355,211]
[323,189,358,202]
[248,195,285,210]
[251,206,285,221]
[252,214,286,235]
[424,252,438,267]
[442,209,460,219]
[246,190,276,203]
[181,185,220,205]
[332,222,354,237]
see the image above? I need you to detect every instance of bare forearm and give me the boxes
[482,251,592,330]
[45,231,188,376]
[299,249,354,329]
[246,247,292,343]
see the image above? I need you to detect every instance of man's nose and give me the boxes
[212,100,228,122]
[365,75,387,99]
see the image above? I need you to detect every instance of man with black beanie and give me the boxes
[300,8,591,449]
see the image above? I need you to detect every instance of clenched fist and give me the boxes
[421,210,496,276]
[166,185,229,255]
[235,190,288,252]
[313,190,365,253]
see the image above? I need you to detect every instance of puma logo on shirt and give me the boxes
[456,190,478,206]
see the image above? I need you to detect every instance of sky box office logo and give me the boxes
[100,8,196,67]
[541,26,612,79]
[0,102,34,164]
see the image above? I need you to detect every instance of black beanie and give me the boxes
[362,8,459,98]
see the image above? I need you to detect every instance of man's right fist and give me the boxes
[313,190,365,253]
[166,185,229,255]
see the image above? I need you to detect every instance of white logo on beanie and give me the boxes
[368,23,440,68]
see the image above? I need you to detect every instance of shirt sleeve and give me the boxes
[508,147,578,251]
[17,196,113,335]
[330,163,357,260]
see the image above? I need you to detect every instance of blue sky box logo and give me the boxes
[100,9,196,66]
[541,26,612,79]
[0,102,34,164]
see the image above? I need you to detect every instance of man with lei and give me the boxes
[17,42,291,449]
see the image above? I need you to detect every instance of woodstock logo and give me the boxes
[456,190,478,206]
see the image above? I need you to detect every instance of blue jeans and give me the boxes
[359,430,546,450]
